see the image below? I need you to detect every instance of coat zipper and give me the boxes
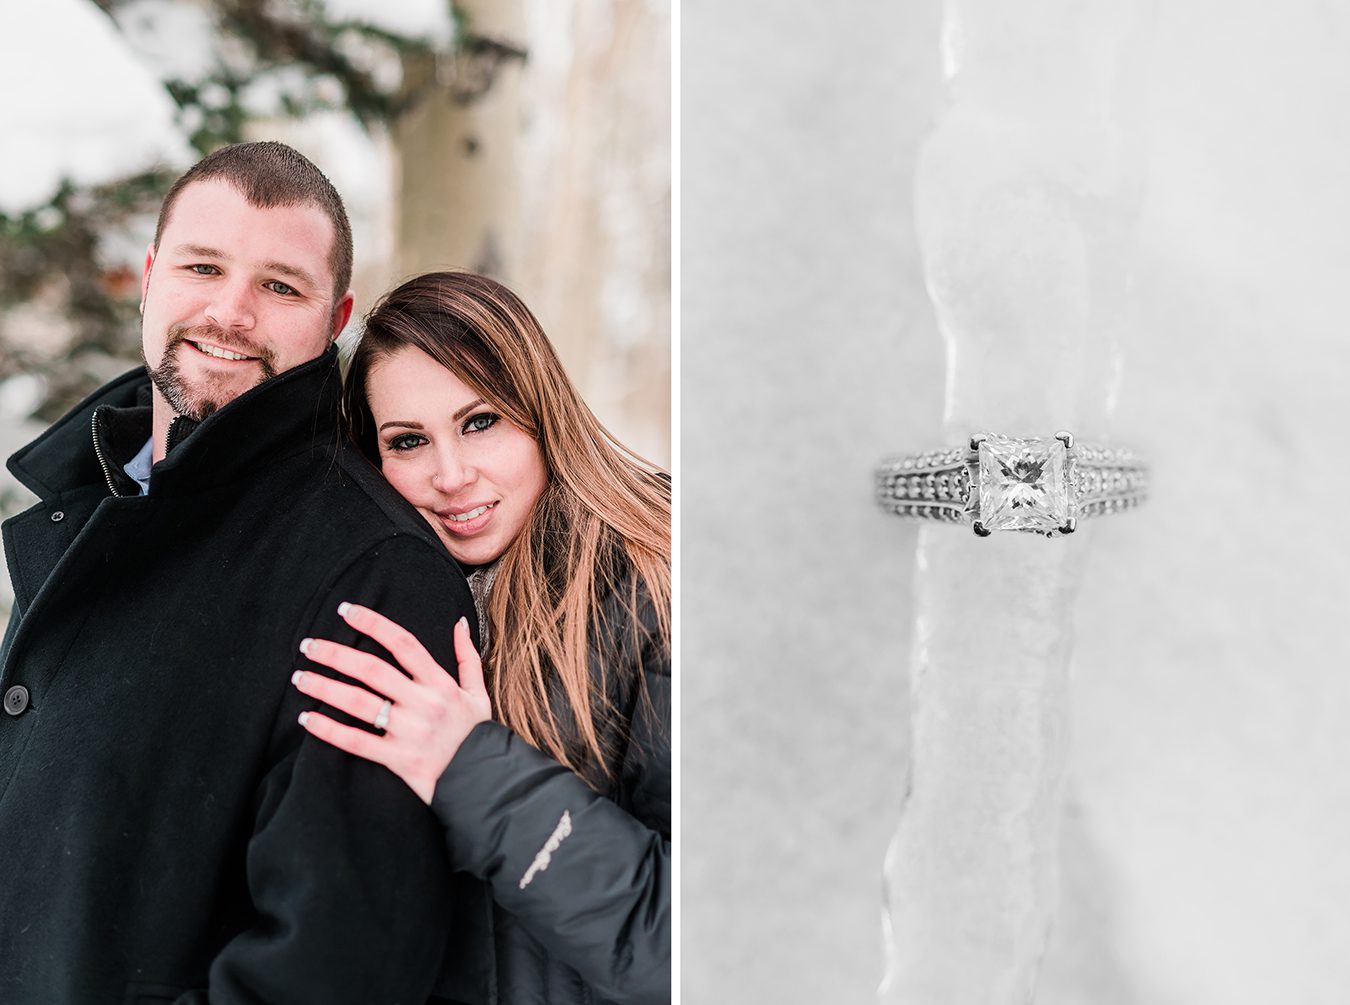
[90,407,124,497]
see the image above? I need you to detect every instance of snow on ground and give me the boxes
[0,0,192,214]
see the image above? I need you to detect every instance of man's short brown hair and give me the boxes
[153,141,353,302]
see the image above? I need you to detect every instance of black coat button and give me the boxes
[3,685,29,716]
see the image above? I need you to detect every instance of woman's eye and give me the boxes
[266,280,297,296]
[388,433,427,452]
[463,412,499,435]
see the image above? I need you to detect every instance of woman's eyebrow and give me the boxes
[378,401,486,432]
[452,399,487,421]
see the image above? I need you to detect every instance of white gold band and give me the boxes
[373,699,392,731]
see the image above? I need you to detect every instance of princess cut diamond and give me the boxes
[977,435,1070,533]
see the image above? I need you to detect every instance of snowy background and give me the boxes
[682,1,1350,1002]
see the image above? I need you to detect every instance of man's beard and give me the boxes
[144,322,278,422]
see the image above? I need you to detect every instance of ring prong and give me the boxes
[1060,518,1077,535]
[970,433,988,452]
[973,521,991,537]
[1055,430,1074,449]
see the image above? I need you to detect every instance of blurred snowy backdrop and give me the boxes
[0,0,669,620]
[683,1,1350,1003]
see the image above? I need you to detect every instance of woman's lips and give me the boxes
[436,501,498,536]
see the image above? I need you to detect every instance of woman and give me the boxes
[289,271,670,1005]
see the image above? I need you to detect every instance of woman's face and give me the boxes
[365,345,548,567]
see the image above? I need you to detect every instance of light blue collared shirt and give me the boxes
[124,436,153,496]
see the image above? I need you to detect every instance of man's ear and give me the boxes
[140,243,156,314]
[331,290,355,341]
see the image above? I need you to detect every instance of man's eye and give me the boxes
[189,264,219,275]
[463,413,499,435]
[266,281,297,296]
[388,433,427,452]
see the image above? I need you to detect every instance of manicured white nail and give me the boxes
[299,638,314,656]
[291,670,305,686]
[338,602,352,617]
[298,711,310,726]
[457,616,468,629]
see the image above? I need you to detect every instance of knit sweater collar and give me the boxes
[465,559,502,654]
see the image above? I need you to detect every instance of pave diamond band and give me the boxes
[875,431,1148,537]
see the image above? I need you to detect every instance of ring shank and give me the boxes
[374,699,392,731]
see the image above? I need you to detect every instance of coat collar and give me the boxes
[6,346,343,501]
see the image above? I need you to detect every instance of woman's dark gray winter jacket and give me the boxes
[429,571,670,1005]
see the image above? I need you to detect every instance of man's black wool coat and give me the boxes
[0,349,472,1004]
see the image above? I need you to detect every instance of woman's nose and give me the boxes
[430,447,472,494]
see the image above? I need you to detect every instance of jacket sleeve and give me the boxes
[177,535,475,1005]
[430,619,671,1004]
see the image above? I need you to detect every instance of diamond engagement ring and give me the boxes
[875,431,1148,537]
[373,699,392,731]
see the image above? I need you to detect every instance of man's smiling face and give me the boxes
[140,178,348,423]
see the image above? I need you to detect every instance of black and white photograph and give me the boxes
[683,1,1350,1003]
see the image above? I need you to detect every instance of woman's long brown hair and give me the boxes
[343,271,671,781]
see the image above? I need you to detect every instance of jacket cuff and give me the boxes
[432,720,594,877]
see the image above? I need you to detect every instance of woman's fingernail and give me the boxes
[338,602,352,617]
[299,638,314,656]
[298,711,310,726]
[457,616,468,629]
[291,670,305,686]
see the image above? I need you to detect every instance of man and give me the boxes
[0,142,472,1003]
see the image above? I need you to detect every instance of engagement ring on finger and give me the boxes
[875,431,1149,538]
[374,699,392,731]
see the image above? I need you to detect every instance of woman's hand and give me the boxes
[293,603,492,804]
